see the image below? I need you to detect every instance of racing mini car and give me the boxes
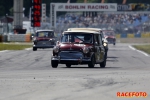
[103,30,116,45]
[51,29,107,68]
[67,28,108,59]
[32,30,56,51]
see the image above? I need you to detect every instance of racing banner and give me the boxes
[54,3,117,11]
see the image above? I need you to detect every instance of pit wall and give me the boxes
[0,34,31,42]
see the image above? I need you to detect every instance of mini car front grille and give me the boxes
[37,41,52,45]
[58,51,84,59]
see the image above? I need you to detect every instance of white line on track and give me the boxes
[25,48,32,50]
[129,45,136,50]
[0,50,8,53]
[129,45,149,57]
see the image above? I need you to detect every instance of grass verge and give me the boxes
[133,45,150,54]
[0,43,32,50]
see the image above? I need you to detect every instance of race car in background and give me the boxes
[103,30,116,45]
[32,30,56,51]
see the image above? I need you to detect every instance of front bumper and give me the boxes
[51,56,91,64]
[33,41,55,48]
[33,44,55,48]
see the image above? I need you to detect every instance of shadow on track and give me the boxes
[60,66,121,69]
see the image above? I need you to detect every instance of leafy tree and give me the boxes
[9,7,13,16]
[0,6,5,17]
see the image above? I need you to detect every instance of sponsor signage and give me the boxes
[31,0,41,27]
[50,3,117,29]
[117,3,150,11]
[117,4,131,11]
[53,3,117,11]
[129,3,150,11]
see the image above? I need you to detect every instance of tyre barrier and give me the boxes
[116,33,150,38]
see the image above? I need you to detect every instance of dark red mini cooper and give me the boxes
[51,30,107,68]
[32,30,56,51]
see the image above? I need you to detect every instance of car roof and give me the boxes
[36,30,54,32]
[64,30,99,34]
[67,28,102,31]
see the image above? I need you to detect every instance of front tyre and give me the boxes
[33,47,37,51]
[100,58,106,68]
[66,64,71,68]
[88,56,95,68]
[105,49,108,59]
[51,60,58,68]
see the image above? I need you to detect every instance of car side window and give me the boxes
[100,31,104,38]
[99,34,103,45]
[94,34,100,45]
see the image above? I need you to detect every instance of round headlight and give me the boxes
[53,46,59,53]
[33,37,37,41]
[83,47,89,54]
[103,43,107,46]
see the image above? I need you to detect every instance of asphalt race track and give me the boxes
[0,43,150,100]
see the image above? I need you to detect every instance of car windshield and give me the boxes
[61,32,93,44]
[36,31,54,38]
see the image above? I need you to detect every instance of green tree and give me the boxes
[9,7,13,16]
[0,0,13,17]
[0,6,5,16]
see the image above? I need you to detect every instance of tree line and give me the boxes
[0,0,149,17]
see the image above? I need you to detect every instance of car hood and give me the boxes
[59,43,93,51]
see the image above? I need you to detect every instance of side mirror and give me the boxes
[95,42,98,45]
[56,41,60,45]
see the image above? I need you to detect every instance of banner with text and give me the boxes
[53,3,117,12]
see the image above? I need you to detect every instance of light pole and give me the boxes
[6,14,9,34]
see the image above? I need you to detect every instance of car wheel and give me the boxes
[100,58,106,68]
[88,56,95,68]
[51,60,58,68]
[33,47,37,51]
[105,52,107,59]
[66,64,71,68]
[113,43,115,45]
[105,50,108,59]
